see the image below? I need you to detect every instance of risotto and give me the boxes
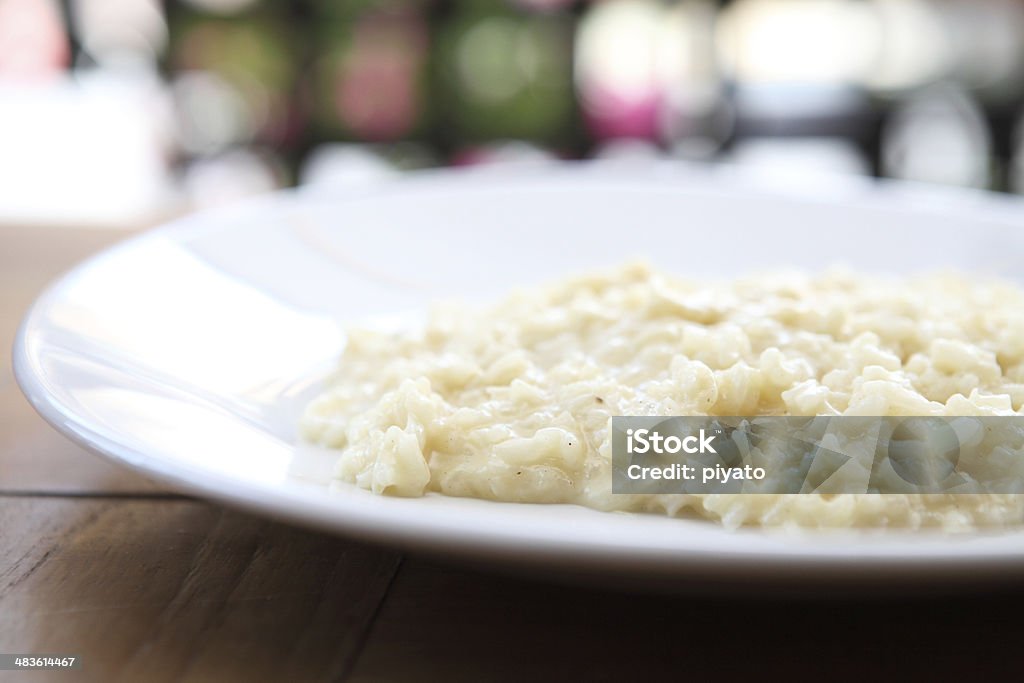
[301,263,1024,530]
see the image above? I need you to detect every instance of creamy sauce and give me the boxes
[302,263,1024,529]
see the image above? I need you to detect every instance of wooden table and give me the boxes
[3,224,1024,682]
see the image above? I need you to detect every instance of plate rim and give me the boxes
[14,163,1024,581]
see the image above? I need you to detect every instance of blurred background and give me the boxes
[3,0,1024,226]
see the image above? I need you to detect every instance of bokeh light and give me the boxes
[882,84,992,189]
[5,0,1024,225]
[0,0,70,81]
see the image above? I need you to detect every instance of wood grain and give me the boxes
[347,559,1024,682]
[0,497,401,683]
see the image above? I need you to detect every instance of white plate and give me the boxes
[15,164,1024,589]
